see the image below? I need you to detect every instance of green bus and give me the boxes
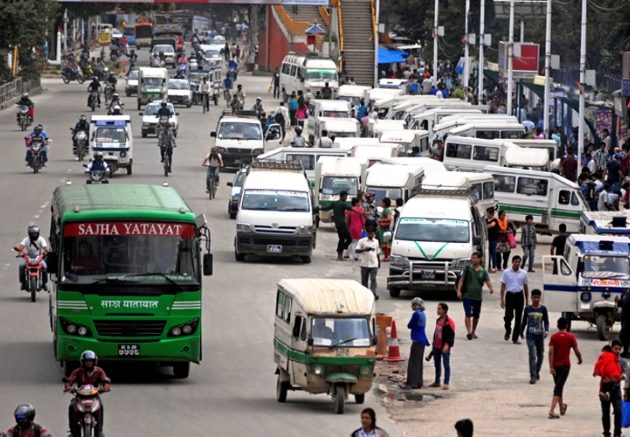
[47,184,213,378]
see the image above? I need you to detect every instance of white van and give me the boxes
[381,156,448,174]
[235,161,315,263]
[580,211,630,236]
[410,108,483,133]
[387,191,486,297]
[432,115,517,142]
[352,144,401,166]
[89,115,133,176]
[308,99,351,118]
[309,117,360,146]
[421,171,495,215]
[379,129,430,156]
[315,157,366,224]
[333,137,384,149]
[486,165,587,233]
[364,163,424,205]
[509,139,558,162]
[371,119,406,137]
[504,146,550,171]
[280,53,338,98]
[337,85,370,107]
[256,146,350,186]
[378,78,408,90]
[448,122,525,140]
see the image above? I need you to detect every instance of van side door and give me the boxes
[542,255,577,312]
[470,205,486,260]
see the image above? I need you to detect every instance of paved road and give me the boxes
[0,63,402,435]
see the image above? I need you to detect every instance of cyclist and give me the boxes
[202,147,224,194]
[199,77,211,111]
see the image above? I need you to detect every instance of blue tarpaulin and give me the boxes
[378,48,408,64]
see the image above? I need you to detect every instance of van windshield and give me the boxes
[582,256,630,278]
[241,190,310,212]
[329,131,357,138]
[305,69,337,82]
[321,176,359,196]
[322,111,349,118]
[311,317,371,347]
[218,122,263,140]
[143,77,164,88]
[395,217,470,243]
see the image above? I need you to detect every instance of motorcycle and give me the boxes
[16,104,31,131]
[103,83,115,105]
[109,45,120,62]
[177,61,188,75]
[83,165,109,184]
[72,129,89,161]
[88,90,100,112]
[26,137,49,174]
[19,248,46,302]
[62,66,85,84]
[158,116,173,177]
[65,383,108,437]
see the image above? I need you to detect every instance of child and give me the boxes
[520,289,549,384]
[593,341,623,437]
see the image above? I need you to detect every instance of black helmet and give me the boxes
[80,350,98,369]
[27,224,40,241]
[14,403,35,427]
[34,124,43,134]
[161,101,167,107]
[80,114,87,121]
[94,151,103,161]
[294,126,303,135]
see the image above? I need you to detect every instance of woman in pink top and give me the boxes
[295,101,308,127]
[345,197,365,260]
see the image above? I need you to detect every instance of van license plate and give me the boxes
[234,159,242,165]
[420,270,435,280]
[118,344,140,357]
[267,245,282,253]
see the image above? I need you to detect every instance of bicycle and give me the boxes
[204,164,219,199]
[160,145,173,177]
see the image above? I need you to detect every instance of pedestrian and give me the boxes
[454,419,474,437]
[599,183,614,211]
[270,67,280,99]
[429,303,455,390]
[500,255,529,344]
[486,207,499,272]
[377,198,393,261]
[520,215,537,272]
[593,341,623,437]
[548,317,583,419]
[561,147,578,182]
[520,288,550,384]
[350,408,390,437]
[356,229,380,299]
[296,99,308,127]
[362,192,378,231]
[322,191,352,260]
[346,197,365,260]
[496,210,514,270]
[401,297,430,390]
[550,223,568,256]
[288,92,298,126]
[594,141,609,173]
[456,252,494,340]
[392,198,404,229]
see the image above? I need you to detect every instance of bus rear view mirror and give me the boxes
[47,252,58,275]
[203,253,213,276]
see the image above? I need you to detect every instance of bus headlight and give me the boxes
[119,151,127,158]
[453,258,469,269]
[236,223,254,233]
[78,326,89,336]
[360,365,372,376]
[171,326,182,336]
[251,148,263,156]
[60,317,92,337]
[168,318,200,337]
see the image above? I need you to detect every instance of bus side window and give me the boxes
[476,130,499,139]
[421,120,428,130]
[558,190,570,205]
[471,183,482,201]
[276,291,285,319]
[300,318,307,341]
[473,145,499,162]
[570,192,580,206]
[290,65,297,77]
[483,181,494,199]
[282,63,290,74]
[445,143,471,159]
[503,130,523,139]
[284,296,292,323]
[293,315,302,338]
[494,175,515,193]
[517,177,548,196]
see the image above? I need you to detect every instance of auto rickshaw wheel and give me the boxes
[276,376,289,403]
[334,385,345,414]
[354,394,365,404]
[596,313,611,341]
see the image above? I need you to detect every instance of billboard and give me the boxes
[498,41,540,73]
[58,0,329,4]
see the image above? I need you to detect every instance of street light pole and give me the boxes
[578,0,587,169]
[463,0,470,101]
[543,0,552,137]
[507,0,514,116]
[477,0,485,103]
[433,0,439,87]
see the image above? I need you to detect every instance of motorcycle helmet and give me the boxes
[80,350,98,369]
[94,151,103,161]
[27,224,40,241]
[112,92,119,99]
[80,114,87,122]
[112,105,122,115]
[34,125,43,135]
[161,101,167,108]
[22,93,28,99]
[294,125,303,135]
[14,404,35,427]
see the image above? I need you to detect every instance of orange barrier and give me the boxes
[384,319,404,362]
[375,313,392,357]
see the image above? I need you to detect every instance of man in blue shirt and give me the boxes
[520,289,549,384]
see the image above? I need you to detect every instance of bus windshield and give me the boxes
[311,317,371,347]
[305,69,337,82]
[134,24,152,39]
[395,218,470,243]
[322,111,349,118]
[61,222,199,286]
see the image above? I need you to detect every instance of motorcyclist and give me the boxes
[72,114,90,153]
[292,125,306,148]
[106,72,117,89]
[228,57,239,80]
[230,93,243,114]
[223,75,233,95]
[235,84,245,104]
[25,125,49,166]
[202,146,224,192]
[108,92,122,112]
[4,404,50,437]
[252,97,264,120]
[65,350,111,437]
[16,93,34,124]
[87,77,102,108]
[86,151,108,172]
[13,224,48,291]
[156,101,173,119]
[157,123,177,169]
[128,49,137,66]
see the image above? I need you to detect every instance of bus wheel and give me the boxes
[173,362,190,379]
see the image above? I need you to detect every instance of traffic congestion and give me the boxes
[1,3,629,437]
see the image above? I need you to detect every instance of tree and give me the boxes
[0,0,59,80]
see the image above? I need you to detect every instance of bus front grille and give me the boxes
[94,320,166,337]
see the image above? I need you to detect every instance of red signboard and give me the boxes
[64,222,196,237]
[498,42,540,73]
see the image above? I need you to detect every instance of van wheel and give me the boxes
[354,394,365,404]
[235,251,245,261]
[596,313,611,341]
[389,288,401,298]
[302,256,311,264]
[561,312,572,332]
[276,376,289,403]
[142,131,147,138]
[315,216,320,228]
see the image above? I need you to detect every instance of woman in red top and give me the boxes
[593,340,623,437]
[429,302,455,390]
[345,197,365,260]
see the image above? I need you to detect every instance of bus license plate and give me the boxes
[267,244,283,254]
[420,270,435,280]
[118,344,140,357]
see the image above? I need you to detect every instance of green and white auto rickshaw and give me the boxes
[274,278,377,414]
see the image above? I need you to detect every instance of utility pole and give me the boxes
[477,0,485,103]
[543,0,552,137]
[507,0,514,116]
[432,0,439,87]
[463,0,470,101]
[578,0,587,169]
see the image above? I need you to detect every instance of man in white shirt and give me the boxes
[598,184,613,211]
[317,130,333,148]
[500,255,529,344]
[356,230,380,299]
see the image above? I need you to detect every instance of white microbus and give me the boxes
[280,53,338,98]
